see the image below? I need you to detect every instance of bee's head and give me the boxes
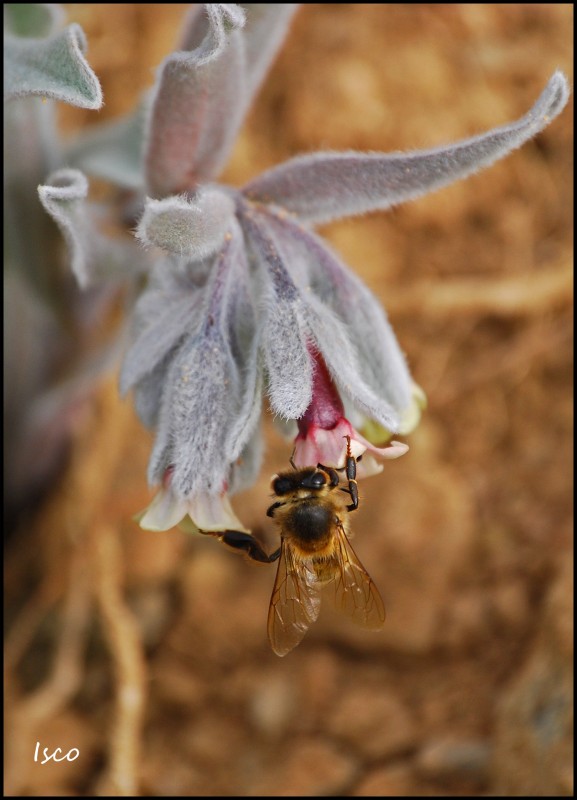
[271,468,331,496]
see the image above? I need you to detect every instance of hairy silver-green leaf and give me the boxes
[4,4,64,38]
[243,72,570,225]
[5,23,102,108]
[240,207,314,419]
[67,105,148,190]
[136,187,236,259]
[263,209,413,420]
[38,168,141,288]
[146,223,259,496]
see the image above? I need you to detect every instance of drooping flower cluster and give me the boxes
[38,5,569,536]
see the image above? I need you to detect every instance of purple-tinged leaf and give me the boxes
[229,421,263,496]
[146,222,257,496]
[262,209,413,420]
[243,71,570,226]
[120,286,202,396]
[178,4,246,57]
[145,5,247,198]
[132,349,180,429]
[240,206,314,419]
[241,4,299,104]
[303,295,404,432]
[241,202,410,430]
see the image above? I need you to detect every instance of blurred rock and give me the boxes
[438,589,491,649]
[140,752,218,797]
[328,685,416,760]
[123,525,186,585]
[149,659,207,712]
[294,647,342,726]
[491,559,574,796]
[174,544,273,663]
[247,737,359,796]
[353,763,414,796]
[416,737,491,785]
[127,585,173,648]
[179,710,247,767]
[489,579,531,631]
[248,671,299,737]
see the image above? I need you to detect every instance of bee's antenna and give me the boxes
[289,444,297,470]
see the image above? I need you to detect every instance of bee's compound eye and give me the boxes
[303,471,326,489]
[273,475,294,495]
[311,471,326,487]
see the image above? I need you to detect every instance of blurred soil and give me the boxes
[5,4,573,797]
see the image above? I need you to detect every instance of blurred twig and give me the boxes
[93,522,146,797]
[17,546,91,721]
[5,378,148,796]
[389,261,572,318]
[4,541,92,794]
[4,577,62,677]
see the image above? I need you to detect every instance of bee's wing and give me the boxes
[331,521,386,630]
[267,539,321,657]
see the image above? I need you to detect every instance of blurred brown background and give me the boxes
[5,4,573,796]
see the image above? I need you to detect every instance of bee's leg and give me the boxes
[316,465,340,487]
[267,501,284,518]
[343,435,359,512]
[211,529,281,563]
[319,454,363,476]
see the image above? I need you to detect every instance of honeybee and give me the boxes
[264,436,385,656]
[206,436,385,656]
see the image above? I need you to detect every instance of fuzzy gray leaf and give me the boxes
[146,224,257,495]
[149,333,235,495]
[241,203,411,429]
[241,4,299,103]
[136,187,236,259]
[145,6,247,197]
[38,168,143,288]
[120,289,202,396]
[220,232,263,462]
[178,4,246,59]
[264,209,413,419]
[240,207,314,419]
[243,72,570,225]
[304,295,404,432]
[67,104,148,190]
[4,23,103,109]
[228,421,263,496]
[37,168,91,287]
[132,348,180,429]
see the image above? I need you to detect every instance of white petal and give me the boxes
[138,487,187,531]
[187,493,249,533]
